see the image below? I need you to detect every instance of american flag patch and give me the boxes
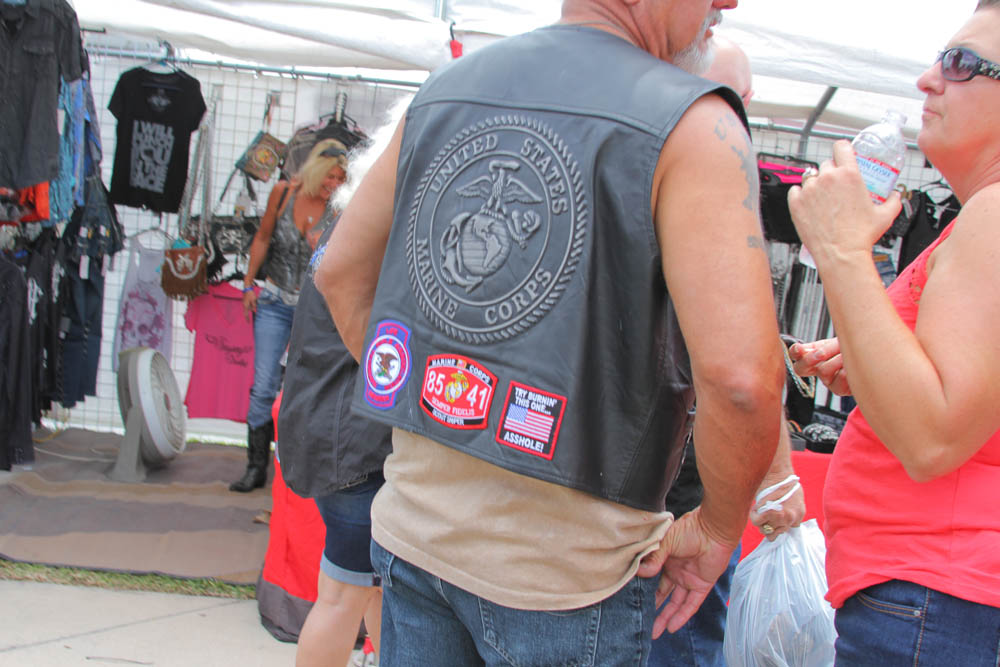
[495,381,566,460]
[504,404,553,441]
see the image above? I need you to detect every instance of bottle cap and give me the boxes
[884,109,907,126]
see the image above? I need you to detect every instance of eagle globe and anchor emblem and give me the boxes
[440,159,544,291]
[408,117,587,344]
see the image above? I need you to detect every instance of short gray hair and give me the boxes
[978,0,1000,9]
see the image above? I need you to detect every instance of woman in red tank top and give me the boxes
[785,2,1000,664]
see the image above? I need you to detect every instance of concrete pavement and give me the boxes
[0,579,300,666]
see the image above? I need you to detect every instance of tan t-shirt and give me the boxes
[370,428,673,610]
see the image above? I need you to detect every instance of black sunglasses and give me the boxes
[936,46,1000,82]
[320,146,347,158]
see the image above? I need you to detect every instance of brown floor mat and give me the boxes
[0,428,272,584]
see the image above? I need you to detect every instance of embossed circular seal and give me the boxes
[406,115,587,344]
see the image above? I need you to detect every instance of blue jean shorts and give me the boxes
[313,472,385,588]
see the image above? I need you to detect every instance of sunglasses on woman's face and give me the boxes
[936,46,1000,82]
[320,147,347,158]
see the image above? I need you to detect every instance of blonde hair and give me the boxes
[297,138,349,197]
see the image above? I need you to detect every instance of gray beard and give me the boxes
[675,42,712,74]
[673,11,720,75]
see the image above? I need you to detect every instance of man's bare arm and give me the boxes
[656,96,784,547]
[639,95,785,636]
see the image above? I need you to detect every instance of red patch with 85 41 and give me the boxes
[420,355,497,429]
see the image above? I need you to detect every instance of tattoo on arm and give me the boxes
[713,117,729,140]
[715,115,761,214]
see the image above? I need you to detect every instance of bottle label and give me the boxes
[855,155,900,203]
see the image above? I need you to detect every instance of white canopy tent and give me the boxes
[58,0,979,439]
[71,0,979,139]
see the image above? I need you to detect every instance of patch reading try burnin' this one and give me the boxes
[406,115,587,344]
[495,381,566,460]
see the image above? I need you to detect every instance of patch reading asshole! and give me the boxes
[420,354,497,429]
[406,115,588,344]
[495,381,566,460]
[363,320,412,410]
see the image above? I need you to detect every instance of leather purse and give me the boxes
[161,245,208,299]
[236,131,287,182]
[758,154,819,244]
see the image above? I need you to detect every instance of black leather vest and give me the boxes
[278,221,392,498]
[352,25,746,511]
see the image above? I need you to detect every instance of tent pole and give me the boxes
[85,45,423,89]
[434,0,448,20]
[753,121,921,153]
[796,86,838,159]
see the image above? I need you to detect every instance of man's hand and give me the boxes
[749,474,805,542]
[637,508,739,639]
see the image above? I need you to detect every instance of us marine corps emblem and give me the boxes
[407,116,587,344]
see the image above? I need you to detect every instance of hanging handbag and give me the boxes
[236,131,287,182]
[207,173,260,255]
[161,244,208,298]
[236,93,287,182]
[758,154,819,244]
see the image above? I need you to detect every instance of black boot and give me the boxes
[229,421,273,492]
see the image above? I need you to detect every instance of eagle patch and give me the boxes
[363,320,413,410]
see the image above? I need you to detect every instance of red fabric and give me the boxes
[757,160,808,184]
[740,449,831,558]
[824,221,1000,610]
[17,182,50,222]
[260,393,324,602]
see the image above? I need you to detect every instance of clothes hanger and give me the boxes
[318,92,366,137]
[129,214,174,244]
[917,176,952,193]
[140,41,180,77]
[918,178,957,204]
[915,178,960,223]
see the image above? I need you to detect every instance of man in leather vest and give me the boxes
[317,0,798,662]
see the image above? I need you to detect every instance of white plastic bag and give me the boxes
[723,519,836,667]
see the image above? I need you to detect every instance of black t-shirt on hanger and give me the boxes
[108,67,206,213]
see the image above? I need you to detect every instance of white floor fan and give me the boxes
[111,347,187,482]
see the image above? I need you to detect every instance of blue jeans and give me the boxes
[246,291,295,428]
[314,472,385,588]
[371,540,658,666]
[834,580,1000,666]
[647,545,740,666]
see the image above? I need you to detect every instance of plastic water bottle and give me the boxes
[852,110,907,204]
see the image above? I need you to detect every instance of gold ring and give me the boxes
[761,523,775,535]
[801,167,819,182]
